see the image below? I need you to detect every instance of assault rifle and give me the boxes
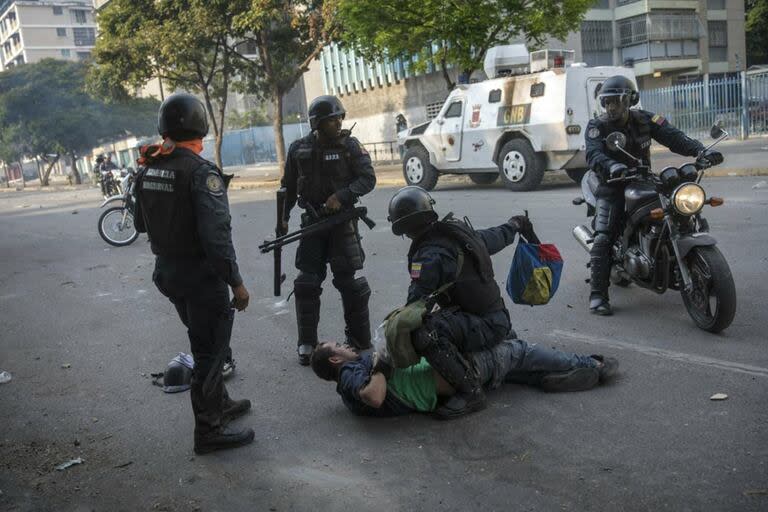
[259,203,376,296]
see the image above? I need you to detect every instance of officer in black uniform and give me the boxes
[282,95,377,365]
[133,93,254,454]
[585,75,722,315]
[387,186,535,419]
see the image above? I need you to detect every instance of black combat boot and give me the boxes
[221,386,251,425]
[589,237,613,316]
[194,427,255,455]
[413,330,486,419]
[589,293,613,316]
[294,278,322,366]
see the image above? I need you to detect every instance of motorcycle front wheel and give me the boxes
[98,206,139,247]
[681,246,736,333]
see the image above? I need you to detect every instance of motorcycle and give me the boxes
[100,168,121,198]
[98,169,139,247]
[572,122,736,333]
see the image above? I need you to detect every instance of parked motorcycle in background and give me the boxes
[98,169,139,247]
[572,122,736,333]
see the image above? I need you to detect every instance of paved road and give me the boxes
[1,177,767,511]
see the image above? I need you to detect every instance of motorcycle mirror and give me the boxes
[710,121,725,139]
[605,132,627,151]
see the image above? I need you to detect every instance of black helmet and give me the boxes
[308,95,346,131]
[387,186,438,236]
[598,75,639,113]
[158,93,209,141]
[161,353,194,393]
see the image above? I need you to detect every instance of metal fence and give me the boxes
[640,71,768,140]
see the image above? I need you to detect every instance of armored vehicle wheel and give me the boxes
[403,146,439,191]
[566,168,587,184]
[469,173,499,185]
[498,139,544,191]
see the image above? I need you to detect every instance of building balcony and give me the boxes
[615,0,701,20]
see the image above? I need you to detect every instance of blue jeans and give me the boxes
[471,339,598,390]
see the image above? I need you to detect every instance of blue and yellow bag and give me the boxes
[506,231,563,306]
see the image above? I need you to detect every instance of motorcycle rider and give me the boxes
[584,75,722,316]
[281,95,377,365]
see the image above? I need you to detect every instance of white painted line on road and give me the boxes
[550,329,768,379]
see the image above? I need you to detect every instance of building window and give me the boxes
[53,6,63,15]
[708,20,728,62]
[77,51,91,61]
[592,0,609,8]
[581,20,613,66]
[56,27,66,37]
[707,0,726,9]
[617,0,641,5]
[61,49,70,57]
[73,27,95,46]
[73,10,87,24]
[617,11,700,62]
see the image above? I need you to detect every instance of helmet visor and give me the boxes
[598,91,631,121]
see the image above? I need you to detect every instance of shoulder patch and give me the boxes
[410,262,423,279]
[587,127,601,139]
[205,172,224,196]
[651,114,666,126]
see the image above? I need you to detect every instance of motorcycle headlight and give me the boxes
[672,183,705,215]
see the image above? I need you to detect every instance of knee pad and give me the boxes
[333,275,370,299]
[294,272,322,299]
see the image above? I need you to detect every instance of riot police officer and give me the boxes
[387,186,536,419]
[133,93,254,454]
[282,95,377,365]
[585,75,722,315]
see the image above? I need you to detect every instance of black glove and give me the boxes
[697,149,723,168]
[609,163,628,178]
[508,215,534,240]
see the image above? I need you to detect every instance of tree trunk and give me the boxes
[69,152,82,184]
[42,158,57,186]
[440,58,455,90]
[273,89,286,170]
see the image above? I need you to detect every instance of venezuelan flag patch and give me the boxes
[410,262,423,279]
[651,114,666,126]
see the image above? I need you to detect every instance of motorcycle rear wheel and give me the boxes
[681,246,736,333]
[98,206,139,247]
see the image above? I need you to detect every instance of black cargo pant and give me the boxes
[153,256,234,436]
[293,218,372,349]
[590,183,625,298]
[422,307,512,354]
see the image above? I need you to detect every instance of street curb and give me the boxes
[3,168,767,194]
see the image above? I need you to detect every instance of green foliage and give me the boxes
[746,0,768,66]
[0,59,158,166]
[226,108,272,129]
[337,0,593,86]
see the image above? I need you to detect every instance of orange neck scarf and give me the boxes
[137,138,203,166]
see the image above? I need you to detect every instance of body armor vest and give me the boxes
[293,133,355,207]
[137,149,218,258]
[408,218,504,315]
[598,111,653,170]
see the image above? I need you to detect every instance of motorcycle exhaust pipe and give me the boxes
[572,225,594,252]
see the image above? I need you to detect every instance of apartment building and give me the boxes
[0,0,96,71]
[301,0,746,142]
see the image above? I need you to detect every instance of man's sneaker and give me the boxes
[541,367,599,392]
[297,344,314,366]
[591,355,619,382]
[194,427,255,455]
[590,294,613,316]
[222,397,251,424]
[434,388,487,420]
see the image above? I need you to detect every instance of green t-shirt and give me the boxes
[386,357,438,412]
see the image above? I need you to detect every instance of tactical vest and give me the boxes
[292,133,355,207]
[598,111,653,169]
[408,218,505,315]
[136,149,219,258]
